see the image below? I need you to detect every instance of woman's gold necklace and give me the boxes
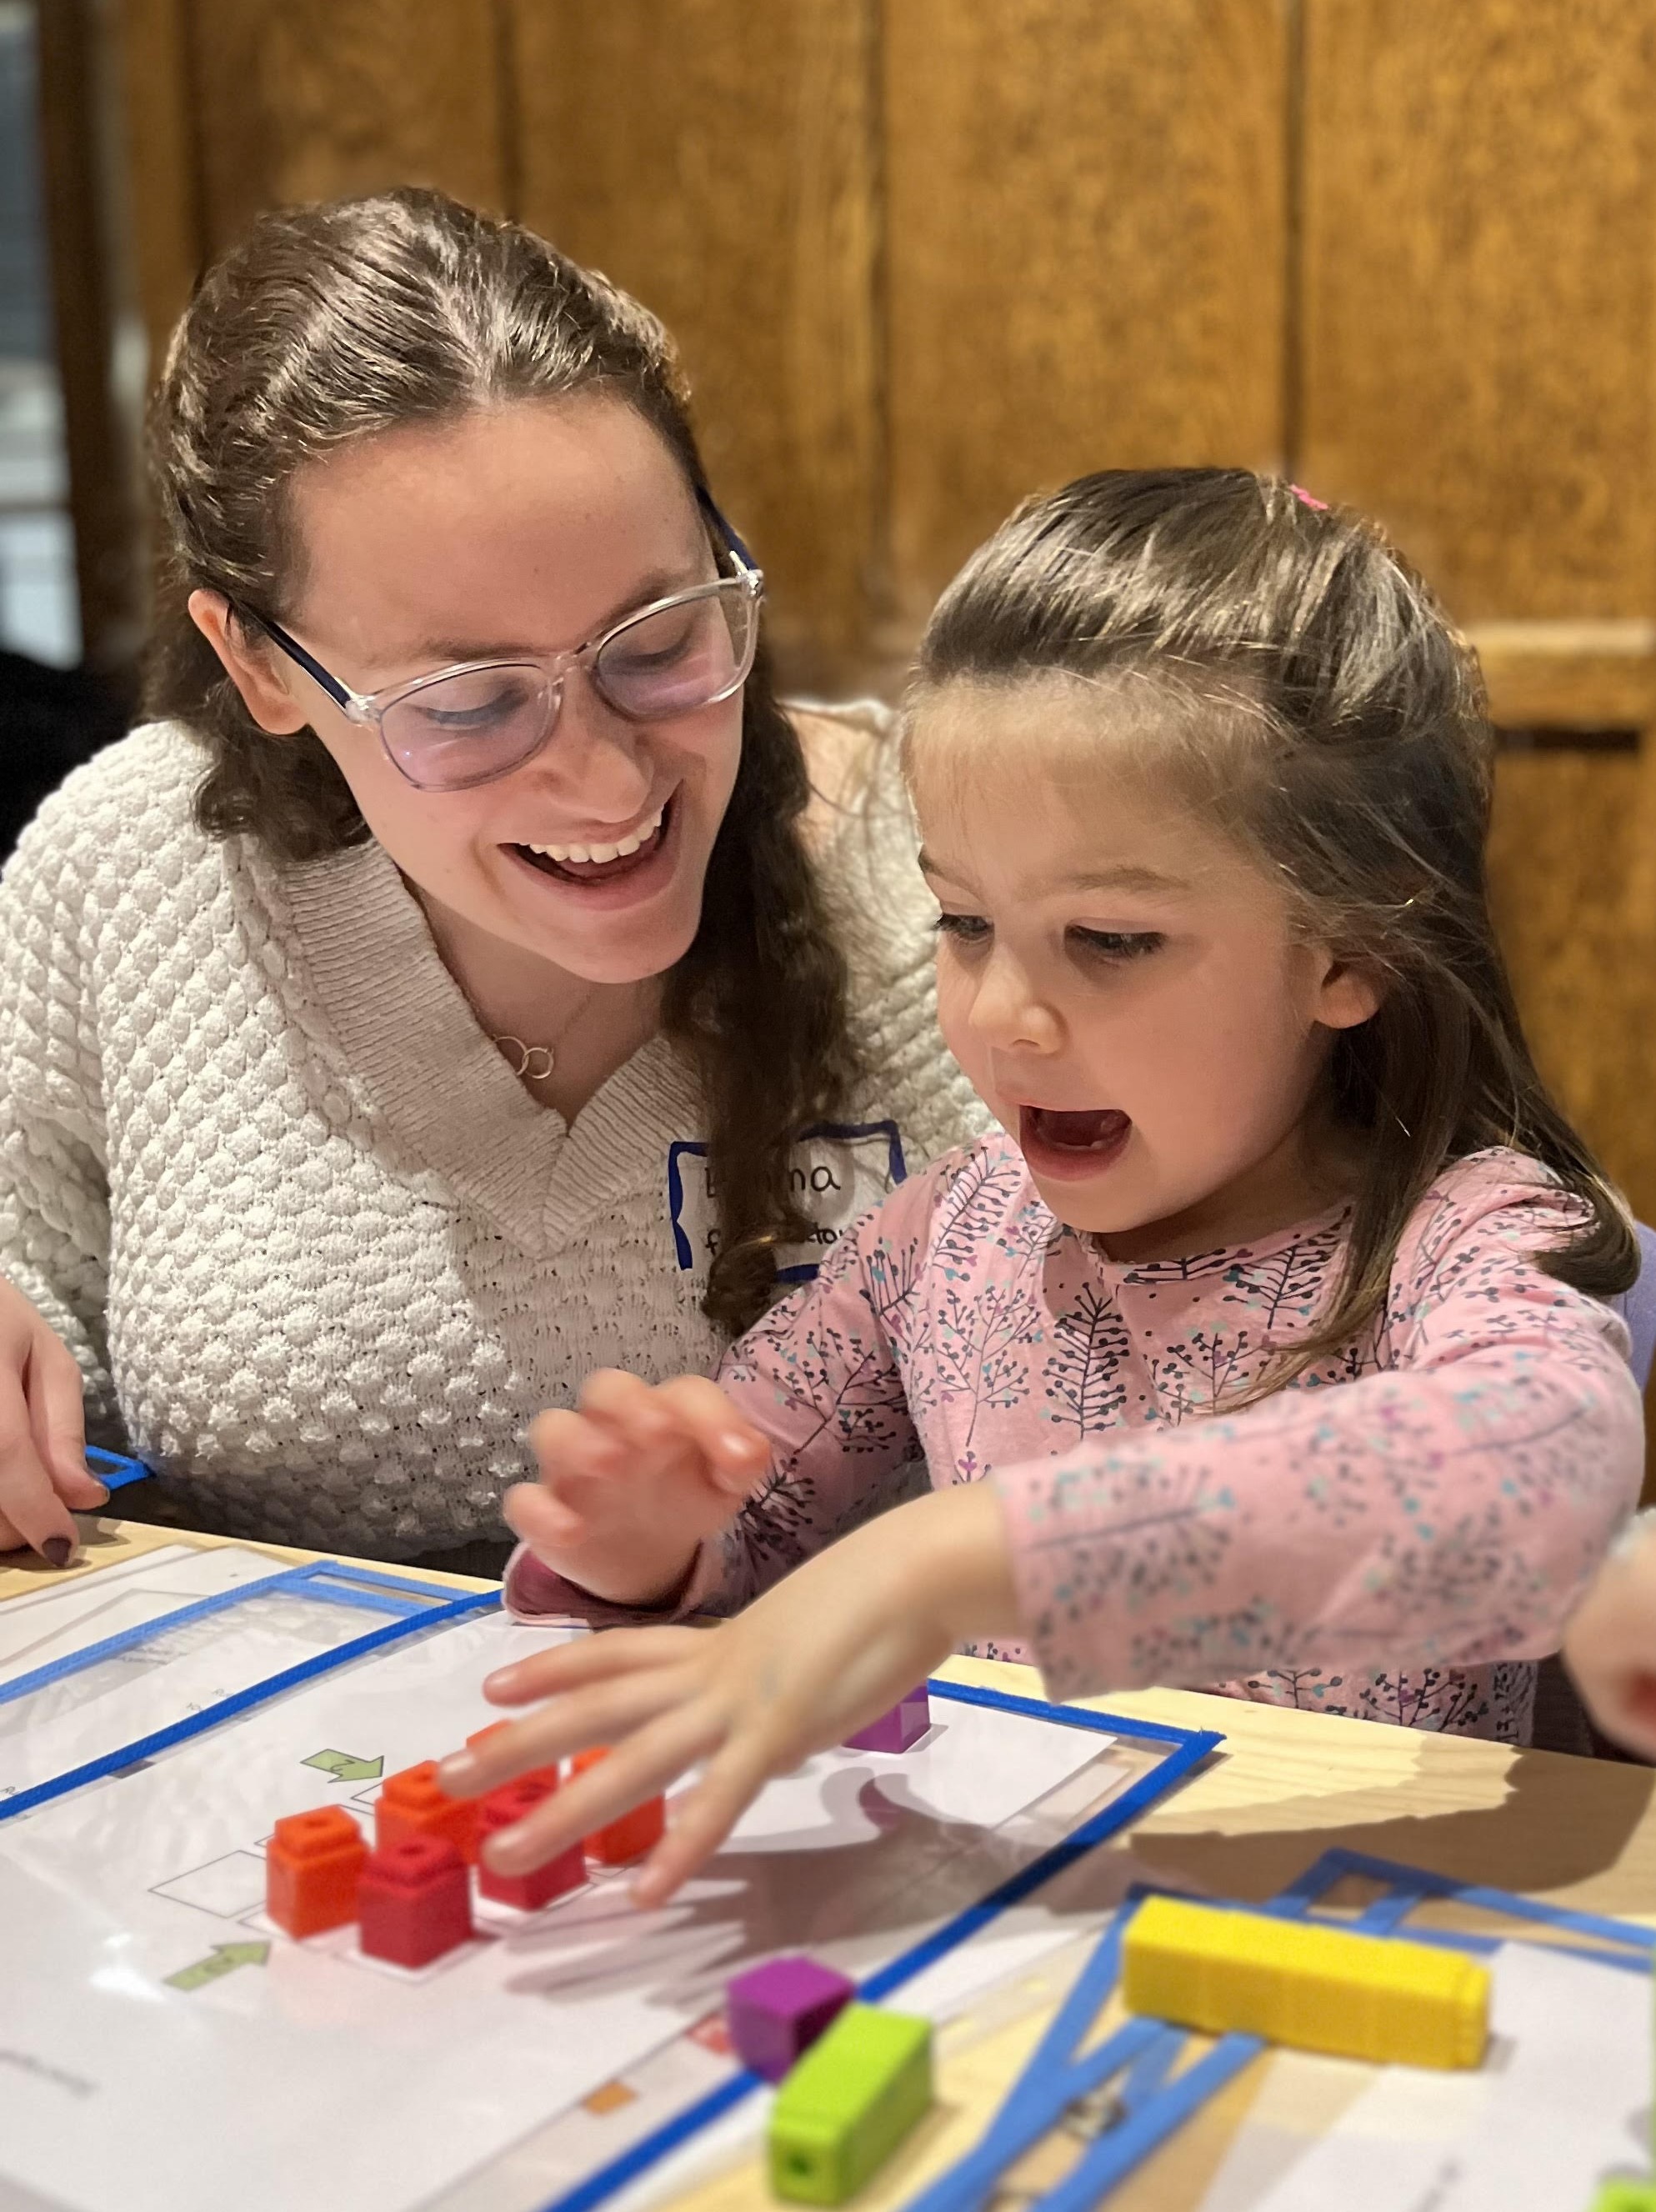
[492,987,603,1086]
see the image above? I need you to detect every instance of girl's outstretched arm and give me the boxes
[998,1154,1643,1702]
[443,1479,1019,1903]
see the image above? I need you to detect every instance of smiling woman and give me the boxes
[0,188,983,1569]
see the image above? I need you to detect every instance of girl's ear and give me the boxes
[188,588,309,736]
[1315,954,1384,1032]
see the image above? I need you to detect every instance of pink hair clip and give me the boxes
[1289,483,1328,511]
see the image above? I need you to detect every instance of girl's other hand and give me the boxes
[503,1369,772,1609]
[1563,1519,1656,1761]
[440,1481,1020,1904]
[0,1278,107,1562]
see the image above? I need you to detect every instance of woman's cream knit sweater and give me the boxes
[0,712,983,1557]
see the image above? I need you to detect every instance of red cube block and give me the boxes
[467,1721,563,1796]
[266,1807,367,1938]
[358,1837,473,1968]
[374,1759,478,1863]
[571,1747,667,1866]
[477,1781,587,1911]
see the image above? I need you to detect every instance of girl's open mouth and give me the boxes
[1018,1104,1133,1179]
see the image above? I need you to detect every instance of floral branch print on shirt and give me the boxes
[509,1132,1642,1745]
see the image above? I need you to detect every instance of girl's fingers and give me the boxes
[648,1377,771,1495]
[442,1658,698,1798]
[480,1704,720,1875]
[577,1369,684,1446]
[629,1731,779,1906]
[527,1407,626,1483]
[483,1624,704,1704]
[501,1481,587,1554]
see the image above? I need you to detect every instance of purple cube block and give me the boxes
[726,1954,857,2082]
[842,1684,932,1754]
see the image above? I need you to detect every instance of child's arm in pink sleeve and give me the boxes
[505,1168,936,1625]
[993,1159,1644,1702]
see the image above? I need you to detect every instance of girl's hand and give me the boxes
[0,1278,107,1562]
[1563,1519,1656,1760]
[503,1369,773,1608]
[440,1481,1021,1904]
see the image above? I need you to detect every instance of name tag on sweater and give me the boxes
[668,1120,908,1282]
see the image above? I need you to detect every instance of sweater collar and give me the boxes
[279,834,701,1254]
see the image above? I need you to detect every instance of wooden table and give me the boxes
[7,1516,1654,2211]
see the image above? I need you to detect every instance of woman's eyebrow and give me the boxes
[402,564,712,666]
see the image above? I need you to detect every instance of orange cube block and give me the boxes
[468,1721,563,1796]
[374,1760,479,1863]
[572,1747,667,1866]
[267,1807,368,1938]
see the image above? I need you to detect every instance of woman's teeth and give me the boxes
[525,807,664,867]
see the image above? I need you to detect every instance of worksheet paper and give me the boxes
[1195,1939,1653,2211]
[0,1544,418,1795]
[0,1609,1118,2212]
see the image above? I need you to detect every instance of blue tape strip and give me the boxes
[83,1447,153,1492]
[279,1579,432,1619]
[911,2018,1168,2212]
[1120,2027,1183,2111]
[0,1563,323,1706]
[860,1723,1221,2004]
[1034,2033,1264,2212]
[1298,1847,1656,1954]
[543,2072,759,2212]
[304,1561,481,1604]
[0,1586,501,1822]
[537,1702,1221,2212]
[928,1676,1208,1748]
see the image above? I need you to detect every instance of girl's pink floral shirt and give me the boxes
[508,1137,1643,1743]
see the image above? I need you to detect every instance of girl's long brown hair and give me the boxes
[913,468,1636,1388]
[146,187,856,1334]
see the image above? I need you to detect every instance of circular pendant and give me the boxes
[497,1036,557,1081]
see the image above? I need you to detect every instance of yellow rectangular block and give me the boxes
[1122,1895,1489,2069]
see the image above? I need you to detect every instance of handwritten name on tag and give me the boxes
[668,1121,908,1280]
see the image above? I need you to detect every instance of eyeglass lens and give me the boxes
[378,578,758,792]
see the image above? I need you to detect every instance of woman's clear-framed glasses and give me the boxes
[241,505,764,793]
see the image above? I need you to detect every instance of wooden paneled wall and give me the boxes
[111,0,1656,1224]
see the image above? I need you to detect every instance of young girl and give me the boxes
[442,469,1645,1899]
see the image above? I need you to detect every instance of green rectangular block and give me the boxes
[1589,2186,1656,2212]
[768,2002,933,2204]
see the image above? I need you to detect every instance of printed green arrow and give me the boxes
[164,1941,270,1993]
[302,1748,383,1783]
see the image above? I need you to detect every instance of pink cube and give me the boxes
[726,1954,857,2081]
[842,1684,932,1754]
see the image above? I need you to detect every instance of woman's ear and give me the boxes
[188,588,309,735]
[1315,953,1383,1032]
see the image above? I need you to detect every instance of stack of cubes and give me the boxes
[264,1730,668,1968]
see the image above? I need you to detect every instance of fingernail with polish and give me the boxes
[41,1536,74,1569]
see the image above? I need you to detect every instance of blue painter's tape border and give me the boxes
[0,1558,471,1709]
[0,1563,323,1706]
[536,1684,1222,2212]
[0,1584,501,1823]
[83,1447,154,1493]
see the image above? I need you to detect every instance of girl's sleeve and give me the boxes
[993,1160,1646,1702]
[504,1166,933,1624]
[0,806,117,1435]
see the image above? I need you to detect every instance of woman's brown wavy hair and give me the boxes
[911,468,1636,1391]
[146,186,855,1334]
